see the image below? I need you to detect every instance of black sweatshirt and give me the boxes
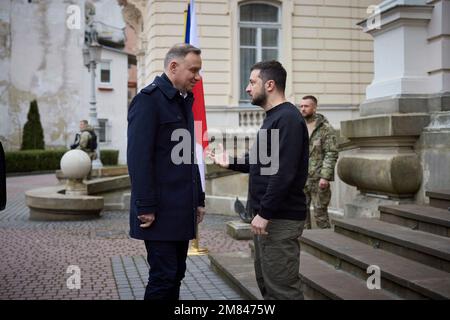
[228,102,309,221]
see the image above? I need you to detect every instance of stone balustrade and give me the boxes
[238,108,265,128]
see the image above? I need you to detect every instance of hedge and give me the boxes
[100,149,119,166]
[5,149,67,173]
[5,149,120,173]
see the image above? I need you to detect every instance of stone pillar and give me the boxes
[359,0,434,115]
[338,0,450,218]
[418,0,450,200]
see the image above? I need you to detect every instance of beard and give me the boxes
[302,112,315,122]
[250,89,267,107]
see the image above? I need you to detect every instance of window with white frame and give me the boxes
[100,61,111,84]
[239,2,281,102]
[98,118,109,143]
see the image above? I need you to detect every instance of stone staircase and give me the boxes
[209,190,450,300]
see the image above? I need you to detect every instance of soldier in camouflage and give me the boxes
[299,95,338,229]
[76,120,97,161]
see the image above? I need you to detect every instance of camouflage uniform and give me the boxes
[76,125,97,180]
[77,125,97,160]
[304,113,338,229]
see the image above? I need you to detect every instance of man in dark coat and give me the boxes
[127,43,205,300]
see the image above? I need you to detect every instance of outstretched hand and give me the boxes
[206,143,230,169]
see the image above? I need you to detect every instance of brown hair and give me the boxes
[302,95,317,105]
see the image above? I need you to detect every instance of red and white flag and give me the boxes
[185,0,208,192]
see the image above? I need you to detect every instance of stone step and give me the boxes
[379,204,450,237]
[333,218,450,272]
[103,202,125,210]
[426,190,450,210]
[209,251,399,300]
[300,229,450,299]
[122,192,130,210]
[209,252,262,300]
[298,251,400,300]
[226,220,253,240]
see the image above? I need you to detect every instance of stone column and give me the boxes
[338,0,450,217]
[418,0,450,202]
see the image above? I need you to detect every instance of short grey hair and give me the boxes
[164,43,201,69]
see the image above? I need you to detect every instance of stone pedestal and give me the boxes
[205,163,248,216]
[416,110,450,203]
[65,178,88,196]
[344,193,414,219]
[339,115,428,192]
[338,0,450,218]
[60,149,91,196]
[226,220,252,240]
[338,114,428,217]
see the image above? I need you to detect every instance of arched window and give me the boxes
[239,2,281,102]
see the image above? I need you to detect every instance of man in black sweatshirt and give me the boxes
[209,61,309,300]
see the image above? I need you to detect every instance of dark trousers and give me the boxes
[254,219,305,300]
[144,240,189,300]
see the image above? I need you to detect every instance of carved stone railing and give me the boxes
[238,107,265,128]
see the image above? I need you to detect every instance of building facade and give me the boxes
[119,0,380,215]
[124,0,379,129]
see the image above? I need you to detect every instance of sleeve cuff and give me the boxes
[135,198,157,214]
[198,192,205,207]
[320,174,333,181]
[259,206,275,220]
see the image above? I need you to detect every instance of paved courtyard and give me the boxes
[0,174,252,300]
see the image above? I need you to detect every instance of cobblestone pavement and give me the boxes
[0,174,251,300]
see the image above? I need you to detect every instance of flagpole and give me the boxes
[188,224,208,256]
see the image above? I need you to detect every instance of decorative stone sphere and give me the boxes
[60,150,91,179]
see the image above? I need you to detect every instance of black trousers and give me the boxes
[144,240,189,300]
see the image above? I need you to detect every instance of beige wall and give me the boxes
[139,0,380,109]
[292,0,377,106]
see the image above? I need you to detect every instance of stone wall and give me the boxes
[1,0,131,166]
[0,0,86,150]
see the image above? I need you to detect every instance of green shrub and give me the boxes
[100,149,119,166]
[5,149,67,173]
[21,100,45,150]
